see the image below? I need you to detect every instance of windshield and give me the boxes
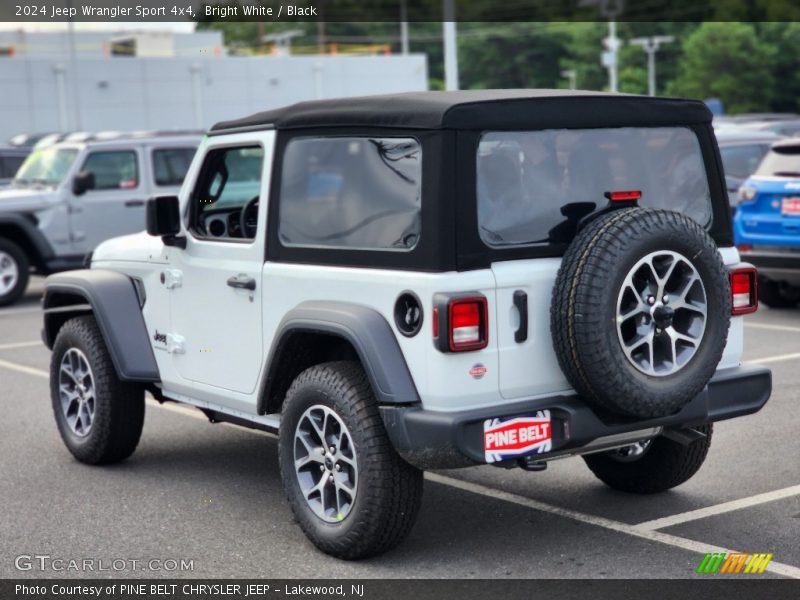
[14,147,79,186]
[755,145,800,177]
[477,127,712,247]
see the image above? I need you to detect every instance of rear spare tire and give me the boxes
[551,207,731,418]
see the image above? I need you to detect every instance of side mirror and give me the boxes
[146,195,185,248]
[72,171,95,195]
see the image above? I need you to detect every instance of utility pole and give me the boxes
[400,0,409,55]
[561,69,577,90]
[580,0,624,93]
[629,35,675,96]
[442,0,459,90]
[66,0,81,129]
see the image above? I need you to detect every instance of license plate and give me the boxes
[781,197,800,215]
[483,410,552,463]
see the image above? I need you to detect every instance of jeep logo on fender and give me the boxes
[153,331,167,345]
[483,411,552,463]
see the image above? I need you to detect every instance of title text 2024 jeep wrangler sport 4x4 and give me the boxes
[42,90,771,559]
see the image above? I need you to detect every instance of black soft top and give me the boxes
[210,89,712,133]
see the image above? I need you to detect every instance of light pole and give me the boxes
[442,0,459,91]
[580,0,624,93]
[629,36,675,96]
[561,69,577,90]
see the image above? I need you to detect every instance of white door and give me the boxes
[167,133,273,401]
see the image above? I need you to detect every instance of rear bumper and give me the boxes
[380,365,771,470]
[740,248,800,285]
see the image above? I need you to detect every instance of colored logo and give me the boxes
[483,410,552,463]
[696,552,773,574]
[469,363,487,379]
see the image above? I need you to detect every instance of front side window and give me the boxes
[477,127,712,247]
[279,137,421,251]
[81,150,139,190]
[14,147,78,186]
[1,155,25,178]
[190,145,264,240]
[152,147,197,187]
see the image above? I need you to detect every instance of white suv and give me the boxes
[42,91,771,559]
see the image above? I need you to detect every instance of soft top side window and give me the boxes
[189,145,264,241]
[153,147,197,187]
[278,136,422,251]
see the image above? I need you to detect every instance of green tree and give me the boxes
[667,22,775,113]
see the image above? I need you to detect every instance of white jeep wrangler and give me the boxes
[43,90,771,559]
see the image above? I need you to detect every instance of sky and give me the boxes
[0,22,196,32]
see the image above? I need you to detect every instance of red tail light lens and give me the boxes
[730,266,758,315]
[448,297,488,351]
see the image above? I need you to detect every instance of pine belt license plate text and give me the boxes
[781,197,800,215]
[483,410,552,463]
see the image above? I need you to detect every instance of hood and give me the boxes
[0,186,59,213]
[93,231,169,264]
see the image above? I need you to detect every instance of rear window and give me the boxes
[152,147,196,187]
[477,127,712,247]
[755,144,800,177]
[279,137,421,251]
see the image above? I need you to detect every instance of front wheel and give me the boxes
[50,316,145,464]
[583,425,713,494]
[0,237,30,307]
[278,361,423,559]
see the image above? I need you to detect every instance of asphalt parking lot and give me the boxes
[1,278,798,579]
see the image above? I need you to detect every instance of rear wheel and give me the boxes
[0,238,29,307]
[279,361,423,559]
[50,316,145,464]
[758,277,800,309]
[583,425,713,494]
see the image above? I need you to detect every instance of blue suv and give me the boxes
[734,138,800,307]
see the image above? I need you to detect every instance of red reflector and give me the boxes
[448,297,488,352]
[432,306,439,338]
[605,190,642,202]
[730,267,758,315]
[737,244,752,253]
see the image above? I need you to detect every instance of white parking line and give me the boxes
[426,473,800,579]
[0,358,47,379]
[0,340,43,351]
[745,322,800,334]
[1,355,798,578]
[636,484,800,531]
[0,306,42,318]
[747,351,800,365]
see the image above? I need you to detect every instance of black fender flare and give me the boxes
[260,301,420,413]
[43,269,160,383]
[0,212,54,264]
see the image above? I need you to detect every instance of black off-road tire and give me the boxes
[583,425,713,494]
[551,207,731,419]
[757,277,799,309]
[50,316,145,464]
[279,361,423,560]
[0,237,30,307]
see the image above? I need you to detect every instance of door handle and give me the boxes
[125,199,145,207]
[227,274,256,291]
[513,290,528,343]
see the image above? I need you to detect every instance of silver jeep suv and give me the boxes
[0,132,199,305]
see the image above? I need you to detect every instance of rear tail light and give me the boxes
[737,185,757,204]
[730,266,758,315]
[433,293,489,352]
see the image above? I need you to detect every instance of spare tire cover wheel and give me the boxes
[550,207,731,419]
